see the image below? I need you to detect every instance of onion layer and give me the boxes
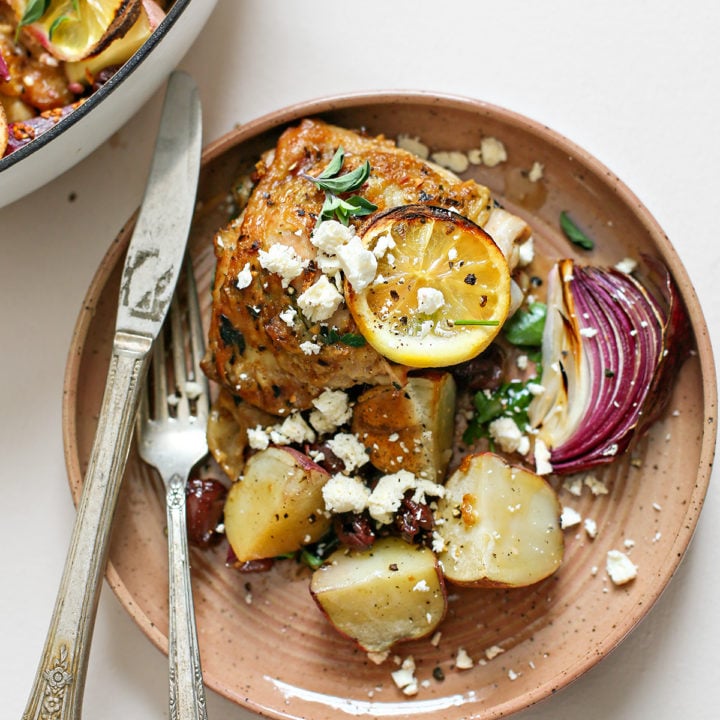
[528,257,691,474]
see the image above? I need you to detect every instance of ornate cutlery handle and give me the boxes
[23,334,150,720]
[166,475,208,720]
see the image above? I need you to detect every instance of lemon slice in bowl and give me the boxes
[16,0,141,62]
[345,204,511,368]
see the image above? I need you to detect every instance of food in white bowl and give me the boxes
[192,117,691,658]
[0,0,217,208]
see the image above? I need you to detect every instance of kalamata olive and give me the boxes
[305,443,346,475]
[450,344,505,392]
[185,478,227,548]
[394,493,434,542]
[334,512,375,550]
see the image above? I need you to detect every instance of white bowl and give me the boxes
[0,0,217,209]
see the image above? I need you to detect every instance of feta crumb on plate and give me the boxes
[606,549,638,585]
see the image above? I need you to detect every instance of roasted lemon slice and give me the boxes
[345,204,511,368]
[17,0,141,62]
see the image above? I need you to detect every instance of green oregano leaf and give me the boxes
[16,0,50,37]
[560,210,595,250]
[317,147,345,179]
[306,147,377,226]
[48,14,71,40]
[503,302,547,347]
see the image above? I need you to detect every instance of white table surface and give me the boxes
[2,1,718,718]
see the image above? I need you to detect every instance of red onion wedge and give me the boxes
[528,257,691,474]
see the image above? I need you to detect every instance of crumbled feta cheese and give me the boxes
[584,517,598,539]
[368,470,444,524]
[322,473,371,514]
[584,474,608,495]
[337,235,377,291]
[397,134,430,159]
[310,220,356,254]
[309,389,352,434]
[614,257,638,274]
[516,355,529,371]
[372,232,396,259]
[580,327,598,338]
[299,341,322,355]
[326,433,369,473]
[560,506,582,529]
[489,417,527,454]
[297,275,343,322]
[430,150,469,173]
[563,476,583,496]
[534,438,553,475]
[276,412,316,444]
[247,425,270,451]
[606,549,638,585]
[480,136,507,167]
[485,645,505,660]
[391,656,418,696]
[507,669,520,681]
[315,252,343,277]
[528,161,544,182]
[455,647,474,670]
[527,382,545,396]
[518,237,535,267]
[417,287,445,315]
[278,306,297,327]
[431,530,446,553]
[413,579,430,592]
[623,538,635,549]
[236,262,253,290]
[258,243,308,287]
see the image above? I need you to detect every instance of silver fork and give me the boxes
[137,260,209,720]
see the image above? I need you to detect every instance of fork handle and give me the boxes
[23,336,150,720]
[166,474,208,720]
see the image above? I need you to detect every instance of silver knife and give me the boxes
[23,70,202,720]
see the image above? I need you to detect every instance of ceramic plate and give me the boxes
[63,93,716,720]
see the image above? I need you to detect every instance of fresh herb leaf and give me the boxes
[16,0,50,37]
[48,14,70,40]
[560,210,594,250]
[503,302,546,346]
[312,160,371,195]
[319,327,367,347]
[299,549,325,570]
[305,147,377,226]
[317,146,345,179]
[453,319,501,327]
[319,192,376,225]
[463,379,537,445]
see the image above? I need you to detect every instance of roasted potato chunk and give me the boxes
[224,446,331,561]
[351,372,456,481]
[435,453,563,587]
[310,537,446,653]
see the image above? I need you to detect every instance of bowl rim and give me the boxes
[0,0,194,173]
[62,89,718,720]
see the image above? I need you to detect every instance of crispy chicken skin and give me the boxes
[202,118,499,416]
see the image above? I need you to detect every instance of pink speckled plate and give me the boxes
[63,93,716,720]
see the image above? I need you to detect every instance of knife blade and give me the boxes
[23,70,202,720]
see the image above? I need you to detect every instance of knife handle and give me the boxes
[23,333,151,720]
